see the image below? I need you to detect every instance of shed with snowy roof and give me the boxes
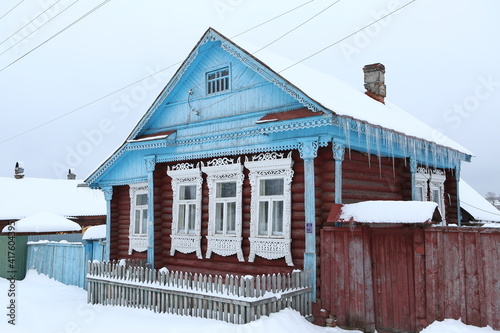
[84,27,472,316]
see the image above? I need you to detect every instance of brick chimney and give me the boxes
[14,161,25,179]
[67,168,76,180]
[363,63,386,104]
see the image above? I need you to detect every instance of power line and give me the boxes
[0,0,110,72]
[0,0,79,55]
[461,200,500,217]
[0,1,318,144]
[279,0,416,73]
[253,0,340,54]
[231,0,315,39]
[0,0,24,21]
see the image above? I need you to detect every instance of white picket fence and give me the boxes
[87,260,312,324]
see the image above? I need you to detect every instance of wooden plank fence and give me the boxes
[87,260,312,324]
[320,226,500,333]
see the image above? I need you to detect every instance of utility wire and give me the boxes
[0,0,317,144]
[279,0,416,73]
[253,0,340,54]
[0,0,24,21]
[461,200,500,217]
[0,0,78,54]
[0,0,110,72]
[231,0,315,39]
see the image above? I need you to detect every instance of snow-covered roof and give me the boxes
[1,211,81,233]
[236,36,472,156]
[0,177,106,220]
[459,179,500,222]
[82,224,106,240]
[328,200,439,224]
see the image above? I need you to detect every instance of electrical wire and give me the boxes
[0,0,78,54]
[0,0,413,143]
[461,200,500,217]
[253,0,340,54]
[279,0,416,73]
[0,0,110,72]
[0,0,24,21]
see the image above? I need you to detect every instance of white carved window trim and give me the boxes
[415,167,446,224]
[202,157,244,261]
[167,163,203,259]
[128,183,148,254]
[245,152,294,266]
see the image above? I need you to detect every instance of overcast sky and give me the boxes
[0,0,499,197]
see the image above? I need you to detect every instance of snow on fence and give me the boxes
[87,260,312,324]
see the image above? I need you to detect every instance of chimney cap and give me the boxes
[363,63,385,73]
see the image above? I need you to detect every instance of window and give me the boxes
[245,152,294,266]
[167,163,203,259]
[415,167,446,223]
[202,157,244,261]
[258,178,285,237]
[206,67,230,95]
[215,181,237,235]
[128,183,148,254]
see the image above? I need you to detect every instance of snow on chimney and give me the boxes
[67,168,76,180]
[363,63,386,104]
[14,161,25,179]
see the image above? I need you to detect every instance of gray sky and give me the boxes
[0,0,499,196]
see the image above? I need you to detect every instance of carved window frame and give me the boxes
[206,65,230,95]
[128,183,148,254]
[167,163,203,259]
[202,157,244,261]
[245,152,294,266]
[415,167,446,223]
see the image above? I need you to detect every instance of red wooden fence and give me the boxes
[320,226,500,333]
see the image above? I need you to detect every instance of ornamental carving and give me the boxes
[167,164,203,258]
[129,236,147,254]
[202,157,244,262]
[245,152,294,266]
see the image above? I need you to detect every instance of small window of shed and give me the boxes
[206,67,230,95]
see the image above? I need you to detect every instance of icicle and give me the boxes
[374,128,382,177]
[365,124,371,169]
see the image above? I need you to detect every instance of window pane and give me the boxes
[136,193,147,205]
[258,201,269,236]
[216,182,236,198]
[432,189,440,204]
[180,185,196,200]
[260,178,284,196]
[188,204,196,233]
[415,186,424,201]
[227,202,236,234]
[141,209,148,234]
[272,201,284,236]
[134,210,141,234]
[215,202,224,234]
[178,204,186,233]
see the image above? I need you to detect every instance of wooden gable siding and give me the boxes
[142,46,301,134]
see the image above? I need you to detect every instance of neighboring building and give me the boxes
[0,166,106,235]
[460,179,500,224]
[85,28,472,312]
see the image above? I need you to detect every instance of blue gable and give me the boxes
[86,28,471,188]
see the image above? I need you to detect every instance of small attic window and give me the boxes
[206,66,230,95]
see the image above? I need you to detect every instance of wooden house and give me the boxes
[0,166,106,239]
[85,28,472,321]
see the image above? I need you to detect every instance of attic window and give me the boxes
[206,67,230,95]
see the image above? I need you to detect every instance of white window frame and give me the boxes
[128,183,148,254]
[415,167,446,224]
[167,163,203,259]
[245,152,294,266]
[202,157,244,261]
[206,66,230,95]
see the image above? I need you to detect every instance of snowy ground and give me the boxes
[1,270,498,333]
